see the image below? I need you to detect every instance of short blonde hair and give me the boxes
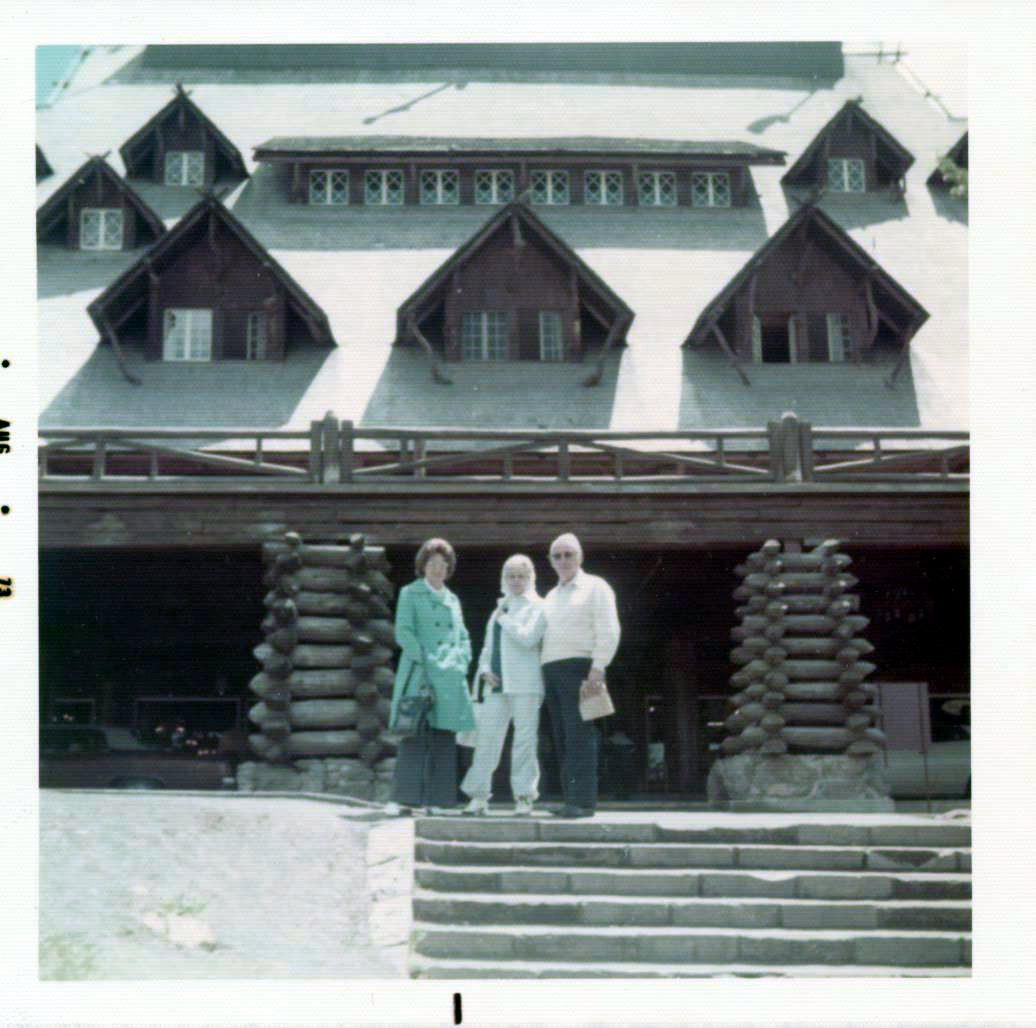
[500,553,536,594]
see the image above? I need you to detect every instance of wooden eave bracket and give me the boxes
[99,312,142,386]
[581,311,632,387]
[406,312,452,385]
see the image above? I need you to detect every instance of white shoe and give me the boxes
[462,797,489,817]
[427,806,458,816]
[383,801,404,817]
[513,796,534,817]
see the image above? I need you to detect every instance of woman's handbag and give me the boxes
[392,670,434,740]
[579,678,615,721]
[456,674,488,748]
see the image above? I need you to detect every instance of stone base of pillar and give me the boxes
[235,757,396,802]
[707,753,894,812]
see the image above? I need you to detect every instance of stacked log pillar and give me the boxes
[708,538,893,811]
[236,531,398,801]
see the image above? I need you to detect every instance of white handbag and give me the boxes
[457,674,488,748]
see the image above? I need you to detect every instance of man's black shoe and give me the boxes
[554,805,594,819]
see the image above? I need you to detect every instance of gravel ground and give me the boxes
[39,791,413,980]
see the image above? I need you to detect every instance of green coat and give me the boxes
[389,578,475,733]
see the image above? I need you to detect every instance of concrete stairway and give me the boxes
[408,815,971,978]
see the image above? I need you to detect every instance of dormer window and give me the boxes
[365,169,405,205]
[246,312,268,360]
[461,311,508,360]
[827,158,865,193]
[584,170,623,206]
[420,169,460,206]
[638,171,677,207]
[474,169,514,205]
[163,308,212,362]
[691,172,731,208]
[309,169,349,205]
[530,170,569,205]
[164,150,205,186]
[79,208,124,251]
[539,311,564,361]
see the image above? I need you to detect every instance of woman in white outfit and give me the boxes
[461,554,547,817]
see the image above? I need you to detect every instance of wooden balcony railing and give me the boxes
[38,414,970,486]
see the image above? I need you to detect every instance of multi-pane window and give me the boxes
[825,312,852,362]
[79,208,123,250]
[637,171,677,207]
[530,170,569,205]
[474,169,514,204]
[246,312,268,360]
[420,169,460,205]
[691,172,731,208]
[309,169,349,205]
[164,150,205,186]
[364,169,405,205]
[162,308,212,362]
[539,311,564,361]
[584,170,624,206]
[826,158,865,193]
[461,311,508,360]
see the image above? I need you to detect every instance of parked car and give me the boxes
[39,724,237,790]
[882,729,971,798]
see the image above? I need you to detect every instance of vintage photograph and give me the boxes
[33,33,977,998]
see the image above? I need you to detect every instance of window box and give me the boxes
[79,208,124,250]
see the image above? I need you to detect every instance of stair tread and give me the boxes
[415,862,971,879]
[419,839,969,851]
[414,889,972,907]
[409,956,971,978]
[412,922,970,938]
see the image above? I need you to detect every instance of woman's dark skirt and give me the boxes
[391,726,458,808]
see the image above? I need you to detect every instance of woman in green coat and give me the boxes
[386,537,475,815]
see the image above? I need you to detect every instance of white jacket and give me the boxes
[475,593,547,697]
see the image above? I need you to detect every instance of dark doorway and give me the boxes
[761,318,792,362]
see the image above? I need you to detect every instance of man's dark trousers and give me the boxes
[542,657,597,811]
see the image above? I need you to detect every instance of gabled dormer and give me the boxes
[36,157,165,251]
[783,100,914,195]
[395,201,633,363]
[683,203,927,372]
[87,193,333,364]
[119,83,247,189]
[36,145,53,182]
[927,131,968,190]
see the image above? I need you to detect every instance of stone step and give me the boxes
[414,817,971,849]
[409,955,973,979]
[411,924,971,967]
[415,864,972,900]
[412,891,972,931]
[415,839,971,873]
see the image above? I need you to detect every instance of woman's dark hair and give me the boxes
[415,537,457,579]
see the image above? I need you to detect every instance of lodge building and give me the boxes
[36,43,968,798]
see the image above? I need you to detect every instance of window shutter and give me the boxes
[751,315,762,362]
[788,315,803,363]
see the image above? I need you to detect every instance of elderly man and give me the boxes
[540,532,621,819]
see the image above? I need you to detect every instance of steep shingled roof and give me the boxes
[36,156,165,245]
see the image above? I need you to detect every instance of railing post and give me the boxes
[557,437,570,481]
[91,437,107,481]
[799,419,814,481]
[321,412,339,483]
[414,436,427,479]
[339,419,354,483]
[767,420,784,482]
[308,420,324,482]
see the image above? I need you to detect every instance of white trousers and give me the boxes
[460,692,542,801]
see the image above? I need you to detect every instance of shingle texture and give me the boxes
[37,47,966,437]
